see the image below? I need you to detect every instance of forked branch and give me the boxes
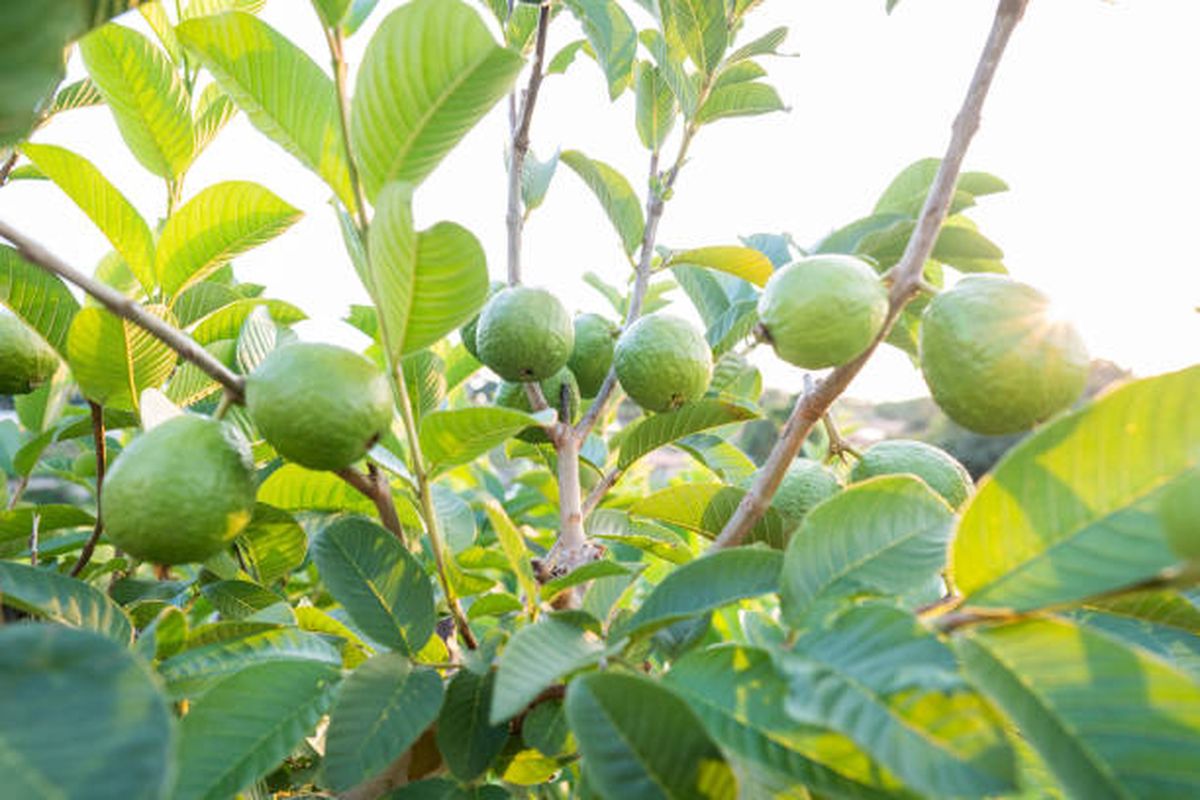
[712,0,1031,550]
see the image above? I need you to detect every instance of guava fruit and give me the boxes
[496,367,580,442]
[757,255,888,369]
[1161,468,1200,561]
[614,314,713,412]
[919,276,1088,435]
[460,280,504,361]
[850,439,973,509]
[567,313,618,397]
[767,458,843,532]
[245,342,393,471]
[0,314,59,395]
[475,286,574,382]
[100,415,255,564]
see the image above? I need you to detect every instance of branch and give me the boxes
[505,1,552,285]
[336,463,407,544]
[0,152,17,186]
[712,0,1030,550]
[70,402,107,577]
[582,466,620,516]
[0,220,246,400]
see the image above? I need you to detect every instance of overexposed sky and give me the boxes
[2,0,1197,401]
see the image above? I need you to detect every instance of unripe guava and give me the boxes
[767,458,843,533]
[757,255,888,369]
[246,343,393,471]
[476,287,574,382]
[460,281,504,361]
[567,313,618,398]
[0,314,58,395]
[101,415,255,564]
[614,314,712,413]
[850,439,973,509]
[919,276,1088,435]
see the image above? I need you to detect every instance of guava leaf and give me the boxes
[0,561,132,644]
[563,0,638,99]
[420,407,554,470]
[66,304,179,412]
[437,668,510,782]
[659,0,728,77]
[631,482,789,548]
[560,150,645,255]
[491,616,606,723]
[618,398,759,471]
[635,62,677,151]
[0,245,81,357]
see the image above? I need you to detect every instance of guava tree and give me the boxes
[1,0,1199,798]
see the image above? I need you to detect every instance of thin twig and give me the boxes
[0,152,18,186]
[0,220,245,399]
[505,1,552,285]
[582,467,620,516]
[70,402,107,577]
[822,412,859,463]
[711,0,1030,550]
[324,26,370,232]
[28,513,40,566]
[6,474,29,511]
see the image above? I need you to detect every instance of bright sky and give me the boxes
[2,0,1197,401]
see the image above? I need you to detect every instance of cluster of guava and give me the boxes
[462,284,714,416]
[757,254,1090,435]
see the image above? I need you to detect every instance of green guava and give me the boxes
[614,314,712,412]
[100,415,255,564]
[1161,468,1200,561]
[0,314,58,395]
[246,342,393,471]
[495,367,580,442]
[850,439,973,509]
[767,458,843,532]
[920,276,1089,435]
[757,255,888,369]
[567,313,618,398]
[460,281,504,361]
[476,287,574,382]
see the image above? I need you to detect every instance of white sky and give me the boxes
[2,0,1197,401]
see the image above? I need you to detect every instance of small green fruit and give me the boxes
[476,287,574,382]
[768,458,843,532]
[567,313,617,398]
[101,415,255,564]
[614,314,712,412]
[495,368,580,442]
[460,281,504,361]
[758,255,888,369]
[246,343,393,471]
[850,439,973,509]
[0,314,58,395]
[920,276,1088,435]
[1161,468,1200,561]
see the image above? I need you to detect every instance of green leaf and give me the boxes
[0,561,133,644]
[954,366,1200,612]
[619,399,758,471]
[660,0,728,77]
[140,3,183,63]
[257,464,377,515]
[80,23,194,179]
[614,548,781,639]
[20,143,156,292]
[672,264,732,327]
[1068,606,1200,681]
[780,476,954,625]
[0,246,81,357]
[233,507,305,586]
[640,29,699,118]
[365,183,489,360]
[193,82,237,155]
[665,645,910,799]
[586,509,692,564]
[635,62,677,152]
[156,181,302,297]
[174,660,339,800]
[482,498,540,615]
[560,149,645,255]
[177,12,355,209]
[957,617,1200,800]
[705,298,757,357]
[295,606,373,669]
[350,0,523,199]
[631,482,789,548]
[438,668,510,782]
[0,625,173,800]
[312,516,436,656]
[780,604,1016,799]
[420,407,553,469]
[563,0,637,99]
[521,147,559,213]
[676,433,757,484]
[491,617,606,723]
[727,26,789,63]
[696,81,785,125]
[66,304,179,411]
[548,39,588,75]
[541,560,632,602]
[189,297,306,344]
[158,627,342,699]
[312,0,352,28]
[324,654,444,791]
[566,672,737,799]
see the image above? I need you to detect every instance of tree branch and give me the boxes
[506,1,552,285]
[712,0,1030,550]
[582,466,620,516]
[0,220,246,400]
[70,402,107,577]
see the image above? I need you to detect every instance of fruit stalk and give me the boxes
[712,0,1031,550]
[69,401,107,577]
[0,218,246,400]
[323,24,369,232]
